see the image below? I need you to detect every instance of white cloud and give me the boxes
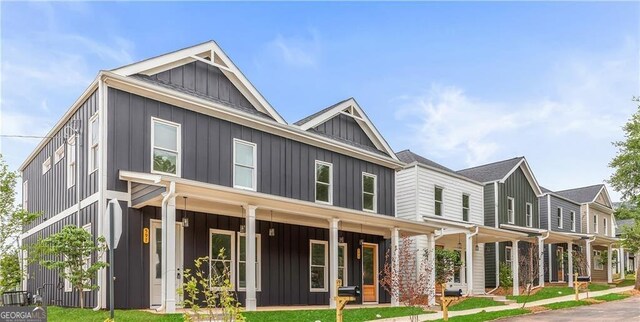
[267,29,321,67]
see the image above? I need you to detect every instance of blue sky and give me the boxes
[1,1,639,201]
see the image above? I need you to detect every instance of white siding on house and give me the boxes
[473,243,485,294]
[396,166,419,220]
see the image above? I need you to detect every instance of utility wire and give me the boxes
[0,135,53,139]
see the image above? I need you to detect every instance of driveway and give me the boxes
[503,296,640,321]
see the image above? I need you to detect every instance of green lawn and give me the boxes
[588,283,611,291]
[243,306,427,322]
[507,286,574,303]
[543,300,590,310]
[47,306,184,322]
[429,309,530,322]
[448,297,505,311]
[593,293,630,302]
[616,278,636,287]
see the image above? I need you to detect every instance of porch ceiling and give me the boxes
[545,231,587,244]
[475,226,532,244]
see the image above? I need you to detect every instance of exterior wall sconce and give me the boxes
[240,225,246,233]
[268,211,275,237]
[339,236,345,243]
[182,197,189,227]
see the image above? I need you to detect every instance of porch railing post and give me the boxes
[607,244,613,283]
[245,205,258,311]
[427,233,436,307]
[390,228,400,306]
[568,242,574,287]
[538,236,545,288]
[585,240,592,278]
[329,218,340,309]
[512,240,519,296]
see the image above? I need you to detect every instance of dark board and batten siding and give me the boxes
[484,185,495,227]
[113,206,391,309]
[22,91,100,231]
[23,202,99,307]
[539,195,581,232]
[484,243,497,288]
[499,168,539,228]
[107,88,395,216]
[312,114,377,150]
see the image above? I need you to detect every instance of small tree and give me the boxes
[499,262,513,292]
[380,236,434,307]
[0,250,21,293]
[434,248,462,291]
[517,245,542,308]
[32,225,107,308]
[179,253,244,321]
[620,221,640,290]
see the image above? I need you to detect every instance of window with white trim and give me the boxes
[593,215,598,233]
[557,207,563,229]
[310,240,328,292]
[362,173,377,212]
[83,223,92,291]
[22,181,28,211]
[462,194,470,222]
[435,186,444,216]
[88,114,99,173]
[570,211,576,232]
[603,218,608,236]
[505,246,513,266]
[54,145,65,164]
[594,250,603,270]
[233,139,257,190]
[507,197,515,224]
[526,203,533,227]
[151,118,180,176]
[66,135,76,188]
[315,161,332,204]
[42,157,51,174]
[238,233,261,291]
[210,229,235,287]
[338,243,347,285]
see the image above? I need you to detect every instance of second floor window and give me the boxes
[233,139,257,190]
[88,114,99,173]
[557,207,563,229]
[434,186,443,216]
[66,135,76,188]
[526,203,533,227]
[315,161,332,204]
[54,145,65,164]
[151,118,180,176]
[362,173,376,212]
[604,218,608,236]
[42,157,51,174]
[507,197,515,223]
[22,181,28,211]
[462,194,470,222]
[570,211,576,231]
[593,215,598,233]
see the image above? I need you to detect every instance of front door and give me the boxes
[557,246,565,282]
[150,220,184,308]
[362,243,378,303]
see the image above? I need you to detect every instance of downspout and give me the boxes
[94,78,106,311]
[490,182,499,293]
[156,181,176,313]
[76,123,82,227]
[534,231,550,290]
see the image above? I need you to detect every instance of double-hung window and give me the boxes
[210,230,235,286]
[526,203,533,227]
[66,135,76,188]
[507,197,515,223]
[604,218,608,236]
[570,211,576,231]
[434,186,443,216]
[505,246,513,266]
[557,207,563,229]
[151,118,180,176]
[238,233,261,291]
[315,161,332,204]
[88,114,99,173]
[594,250,603,270]
[362,173,376,212]
[22,181,28,211]
[310,240,328,292]
[42,157,51,174]
[593,215,598,233]
[462,194,470,222]
[233,139,257,190]
[338,243,347,285]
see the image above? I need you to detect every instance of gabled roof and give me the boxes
[539,186,582,206]
[294,98,398,160]
[457,157,543,195]
[111,40,287,124]
[555,184,611,205]
[396,150,457,174]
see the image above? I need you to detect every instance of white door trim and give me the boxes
[362,242,379,304]
[149,219,184,308]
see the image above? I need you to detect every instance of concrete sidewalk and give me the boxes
[372,286,635,322]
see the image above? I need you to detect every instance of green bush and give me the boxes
[499,262,513,291]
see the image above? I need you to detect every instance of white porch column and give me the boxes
[465,234,474,296]
[585,240,592,277]
[512,240,519,296]
[547,244,552,282]
[537,237,545,288]
[618,247,624,278]
[568,242,574,287]
[164,193,177,313]
[607,244,613,283]
[390,228,400,306]
[427,233,436,306]
[328,218,340,309]
[244,205,258,311]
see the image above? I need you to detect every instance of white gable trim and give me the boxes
[295,98,398,160]
[111,41,287,125]
[591,185,612,208]
[499,158,543,196]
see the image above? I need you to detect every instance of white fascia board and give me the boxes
[541,192,582,206]
[500,158,543,196]
[103,72,403,169]
[500,223,547,235]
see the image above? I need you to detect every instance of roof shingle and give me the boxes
[554,184,604,204]
[456,157,523,183]
[395,150,458,174]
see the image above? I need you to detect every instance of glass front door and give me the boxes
[362,243,377,303]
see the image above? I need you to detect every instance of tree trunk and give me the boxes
[78,288,84,309]
[635,264,640,291]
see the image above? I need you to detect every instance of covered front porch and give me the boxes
[118,170,465,313]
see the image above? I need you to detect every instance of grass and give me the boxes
[507,286,574,303]
[448,297,505,311]
[593,293,630,302]
[543,300,590,310]
[243,306,428,322]
[429,308,531,322]
[587,283,611,291]
[616,278,636,287]
[47,306,184,322]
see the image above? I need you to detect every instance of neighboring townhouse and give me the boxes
[615,219,637,276]
[538,187,584,286]
[19,41,460,312]
[395,150,486,296]
[458,157,543,295]
[555,184,618,283]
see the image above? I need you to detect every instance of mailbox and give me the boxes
[444,289,463,297]
[338,286,361,297]
[577,276,591,282]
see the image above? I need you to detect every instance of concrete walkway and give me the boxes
[372,286,635,322]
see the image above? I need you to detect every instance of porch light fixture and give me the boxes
[456,235,462,250]
[240,224,246,233]
[182,197,189,227]
[268,211,275,237]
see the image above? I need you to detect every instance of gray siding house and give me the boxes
[20,41,446,311]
